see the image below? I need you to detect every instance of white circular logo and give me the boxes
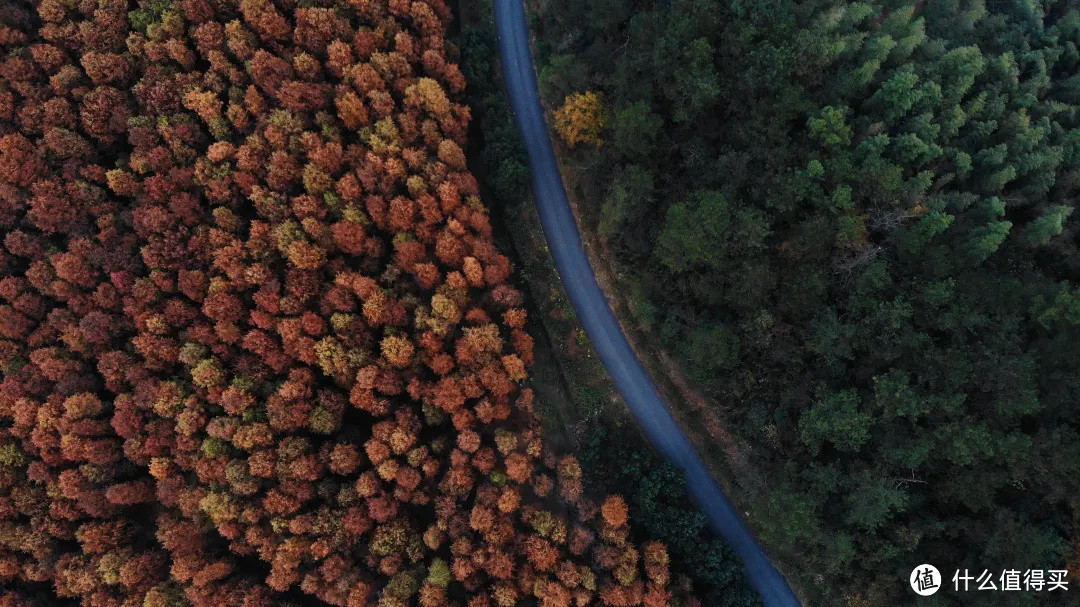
[910,564,941,596]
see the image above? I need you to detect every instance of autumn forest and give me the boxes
[0,0,700,606]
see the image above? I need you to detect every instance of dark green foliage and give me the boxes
[534,0,1080,602]
[579,426,762,607]
[672,321,740,386]
[461,16,529,201]
[127,0,172,34]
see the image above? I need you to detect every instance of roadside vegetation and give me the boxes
[459,3,761,605]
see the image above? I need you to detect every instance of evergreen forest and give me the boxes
[534,0,1080,603]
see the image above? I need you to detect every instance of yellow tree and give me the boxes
[554,91,606,148]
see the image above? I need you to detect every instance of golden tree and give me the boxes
[554,91,606,148]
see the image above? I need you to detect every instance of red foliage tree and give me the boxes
[0,2,688,605]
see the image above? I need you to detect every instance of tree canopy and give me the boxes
[0,1,698,606]
[533,0,1080,602]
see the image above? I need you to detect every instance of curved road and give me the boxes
[492,1,802,606]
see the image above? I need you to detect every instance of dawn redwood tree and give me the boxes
[0,1,694,606]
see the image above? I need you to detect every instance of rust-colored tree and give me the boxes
[0,1,691,606]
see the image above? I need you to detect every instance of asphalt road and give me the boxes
[491,1,803,605]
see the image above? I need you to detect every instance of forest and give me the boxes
[458,4,760,606]
[0,0,704,606]
[533,0,1080,604]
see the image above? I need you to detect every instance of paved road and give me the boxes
[491,1,802,606]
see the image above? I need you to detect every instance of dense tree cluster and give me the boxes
[0,1,690,606]
[458,11,527,204]
[536,0,1080,604]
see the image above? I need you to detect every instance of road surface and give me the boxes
[491,1,803,606]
